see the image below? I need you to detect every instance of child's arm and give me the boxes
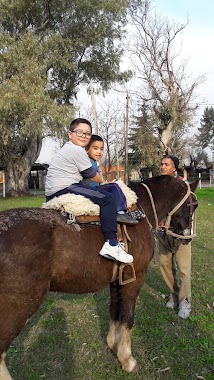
[89,172,103,184]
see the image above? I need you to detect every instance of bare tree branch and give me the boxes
[127,0,205,153]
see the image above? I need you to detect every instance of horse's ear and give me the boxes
[190,179,199,193]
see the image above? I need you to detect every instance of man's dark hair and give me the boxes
[163,155,179,171]
[69,118,92,132]
[86,134,104,149]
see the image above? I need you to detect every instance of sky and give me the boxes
[154,0,214,108]
[38,0,214,163]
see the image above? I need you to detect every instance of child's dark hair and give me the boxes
[87,134,104,149]
[69,118,92,132]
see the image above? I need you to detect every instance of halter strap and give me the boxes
[165,182,191,227]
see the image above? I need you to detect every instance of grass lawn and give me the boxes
[0,188,213,380]
[0,195,45,211]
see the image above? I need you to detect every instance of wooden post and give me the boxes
[89,81,98,134]
[114,117,120,179]
[183,168,188,180]
[199,173,201,189]
[124,93,129,184]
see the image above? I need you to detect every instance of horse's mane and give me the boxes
[131,175,186,189]
[144,175,186,188]
[131,175,188,204]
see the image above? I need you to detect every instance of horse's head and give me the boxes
[167,180,199,244]
[133,176,199,244]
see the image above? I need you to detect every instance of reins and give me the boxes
[141,183,159,230]
[141,182,197,240]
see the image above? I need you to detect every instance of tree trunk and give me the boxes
[5,160,31,196]
[160,121,174,151]
[4,135,42,196]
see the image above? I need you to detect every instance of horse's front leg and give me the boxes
[107,273,145,373]
[0,353,13,380]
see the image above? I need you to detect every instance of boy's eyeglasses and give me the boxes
[71,129,92,139]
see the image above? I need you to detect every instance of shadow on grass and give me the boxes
[5,266,214,380]
[6,295,75,380]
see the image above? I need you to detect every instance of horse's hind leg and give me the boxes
[0,353,13,380]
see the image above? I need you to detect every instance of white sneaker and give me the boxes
[118,241,125,250]
[177,299,191,319]
[99,241,133,263]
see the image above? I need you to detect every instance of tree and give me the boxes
[129,103,160,174]
[0,0,132,102]
[128,0,204,158]
[97,102,125,172]
[0,0,132,195]
[0,32,73,195]
[197,107,214,154]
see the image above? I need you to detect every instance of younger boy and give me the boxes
[83,134,138,225]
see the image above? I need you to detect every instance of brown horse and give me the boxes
[0,175,198,379]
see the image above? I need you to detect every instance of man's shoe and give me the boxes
[177,299,191,319]
[117,213,139,225]
[166,294,178,309]
[166,300,178,309]
[99,241,133,263]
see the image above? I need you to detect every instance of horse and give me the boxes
[0,175,198,379]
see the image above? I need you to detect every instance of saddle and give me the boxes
[75,203,142,225]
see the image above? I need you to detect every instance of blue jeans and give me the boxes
[46,182,117,241]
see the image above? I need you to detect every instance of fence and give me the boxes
[0,171,5,197]
[197,170,214,189]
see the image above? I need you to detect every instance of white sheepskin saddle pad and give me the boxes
[42,180,137,217]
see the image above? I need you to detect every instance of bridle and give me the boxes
[141,182,198,240]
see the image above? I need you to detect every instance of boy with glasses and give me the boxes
[45,118,133,264]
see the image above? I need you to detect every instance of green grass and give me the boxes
[1,188,214,380]
[0,195,45,211]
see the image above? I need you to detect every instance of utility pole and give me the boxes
[89,81,98,134]
[124,93,129,184]
[114,117,120,179]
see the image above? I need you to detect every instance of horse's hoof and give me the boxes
[122,357,139,373]
[132,363,141,373]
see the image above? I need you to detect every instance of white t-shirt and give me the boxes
[45,141,92,196]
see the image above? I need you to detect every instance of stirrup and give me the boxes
[119,262,136,285]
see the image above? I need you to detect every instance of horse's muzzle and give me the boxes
[181,238,192,245]
[180,228,192,244]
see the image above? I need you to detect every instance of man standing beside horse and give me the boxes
[159,155,192,319]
